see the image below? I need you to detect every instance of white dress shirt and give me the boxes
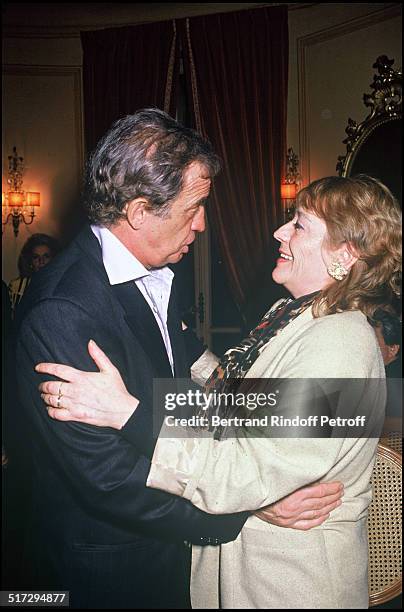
[91,224,174,373]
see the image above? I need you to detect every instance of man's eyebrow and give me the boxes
[187,197,208,209]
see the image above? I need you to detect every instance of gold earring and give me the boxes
[327,261,348,281]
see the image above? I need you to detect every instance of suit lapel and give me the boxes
[76,225,175,378]
[112,281,173,378]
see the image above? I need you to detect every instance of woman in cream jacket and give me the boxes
[38,175,401,609]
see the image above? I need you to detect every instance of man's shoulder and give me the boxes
[20,226,110,315]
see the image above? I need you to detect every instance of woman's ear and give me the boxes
[124,198,149,230]
[333,242,359,271]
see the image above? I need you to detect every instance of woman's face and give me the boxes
[272,209,334,298]
[31,245,53,273]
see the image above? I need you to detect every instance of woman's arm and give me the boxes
[36,340,344,528]
[147,423,345,514]
[147,314,383,514]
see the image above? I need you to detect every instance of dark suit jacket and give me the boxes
[15,225,247,609]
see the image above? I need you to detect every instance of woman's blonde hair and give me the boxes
[297,175,401,318]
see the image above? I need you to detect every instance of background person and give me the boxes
[38,174,401,609]
[370,307,401,368]
[8,233,60,317]
[370,308,402,435]
[4,230,63,587]
[4,234,60,583]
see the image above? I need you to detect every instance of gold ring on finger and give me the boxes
[58,381,64,399]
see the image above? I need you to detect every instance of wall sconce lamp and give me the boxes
[2,147,40,237]
[281,147,301,222]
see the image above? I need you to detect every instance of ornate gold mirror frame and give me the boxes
[336,55,402,205]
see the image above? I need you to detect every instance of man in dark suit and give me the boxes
[15,109,342,609]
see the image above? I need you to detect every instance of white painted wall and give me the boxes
[288,3,402,184]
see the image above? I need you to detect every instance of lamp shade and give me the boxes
[26,192,40,207]
[281,183,297,200]
[8,191,24,207]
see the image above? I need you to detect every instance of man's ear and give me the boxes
[124,198,149,230]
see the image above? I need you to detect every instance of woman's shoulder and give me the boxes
[309,309,372,336]
[294,309,382,377]
[306,310,378,351]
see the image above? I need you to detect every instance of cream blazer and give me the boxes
[147,306,386,609]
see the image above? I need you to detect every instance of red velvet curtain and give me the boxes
[180,6,288,309]
[81,21,179,153]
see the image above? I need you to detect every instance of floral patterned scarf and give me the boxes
[202,291,319,438]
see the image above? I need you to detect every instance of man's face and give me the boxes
[139,161,211,268]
